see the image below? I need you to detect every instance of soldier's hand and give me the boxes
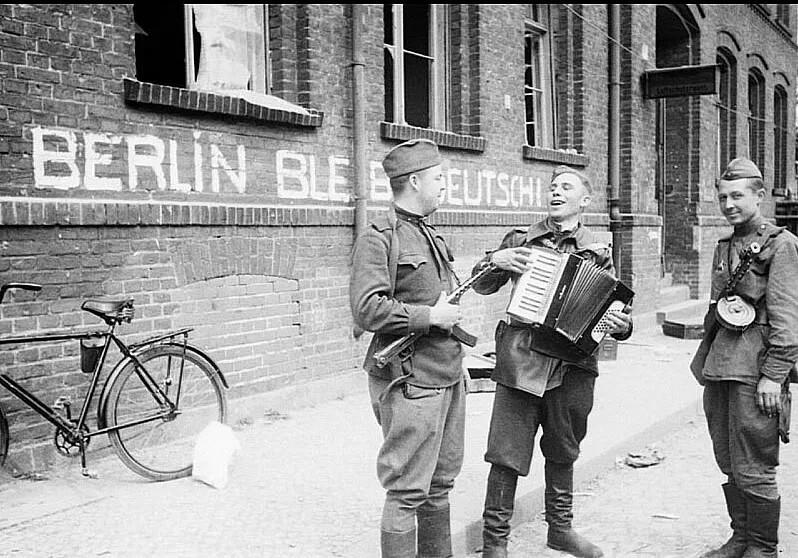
[756,376,782,417]
[490,247,534,274]
[428,291,462,330]
[605,309,632,335]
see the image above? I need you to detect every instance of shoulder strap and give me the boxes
[386,209,399,298]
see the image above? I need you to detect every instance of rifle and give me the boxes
[372,261,497,369]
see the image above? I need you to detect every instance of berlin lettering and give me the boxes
[30,127,546,208]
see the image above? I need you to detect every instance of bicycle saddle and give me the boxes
[81,299,135,323]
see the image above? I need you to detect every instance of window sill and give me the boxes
[522,145,589,167]
[380,122,486,152]
[122,78,324,128]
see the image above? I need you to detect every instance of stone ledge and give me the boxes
[0,198,352,227]
[522,145,589,166]
[122,78,324,128]
[380,122,486,152]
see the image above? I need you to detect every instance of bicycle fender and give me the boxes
[178,344,229,389]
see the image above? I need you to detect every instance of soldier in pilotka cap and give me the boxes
[693,157,798,558]
[349,139,467,558]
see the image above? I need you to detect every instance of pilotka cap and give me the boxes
[719,157,763,181]
[382,139,442,179]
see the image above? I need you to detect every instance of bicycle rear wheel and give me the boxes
[102,344,227,481]
[0,404,8,467]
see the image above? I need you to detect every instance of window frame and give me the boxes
[128,3,321,127]
[747,68,766,173]
[773,84,789,195]
[523,5,556,149]
[715,48,736,173]
[383,4,450,130]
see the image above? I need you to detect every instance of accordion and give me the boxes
[506,246,634,361]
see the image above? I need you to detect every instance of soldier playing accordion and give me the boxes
[471,165,633,558]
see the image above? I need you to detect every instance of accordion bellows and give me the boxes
[506,246,635,361]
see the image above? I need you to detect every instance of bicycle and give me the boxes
[0,282,229,481]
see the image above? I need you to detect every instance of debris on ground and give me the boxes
[263,409,289,424]
[652,512,679,520]
[624,445,665,468]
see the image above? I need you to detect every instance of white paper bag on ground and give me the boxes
[192,421,240,489]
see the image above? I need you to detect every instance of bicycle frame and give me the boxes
[0,329,111,441]
[0,321,201,472]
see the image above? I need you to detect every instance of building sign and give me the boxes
[25,127,551,210]
[642,64,718,99]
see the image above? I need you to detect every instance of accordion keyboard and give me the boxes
[506,248,565,323]
[590,299,627,342]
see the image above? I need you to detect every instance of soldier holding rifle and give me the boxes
[349,139,470,558]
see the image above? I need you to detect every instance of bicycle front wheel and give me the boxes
[103,344,227,481]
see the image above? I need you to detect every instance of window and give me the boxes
[773,85,789,195]
[747,69,765,172]
[716,49,736,172]
[134,4,270,96]
[383,4,449,129]
[524,5,555,148]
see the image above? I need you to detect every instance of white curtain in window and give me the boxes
[191,4,266,93]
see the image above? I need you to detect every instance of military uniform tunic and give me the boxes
[701,220,798,385]
[350,206,463,388]
[471,218,632,475]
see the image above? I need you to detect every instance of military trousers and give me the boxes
[704,379,780,501]
[368,374,466,533]
[484,367,595,476]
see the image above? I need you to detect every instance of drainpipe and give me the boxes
[352,4,368,237]
[608,4,622,272]
[351,4,367,340]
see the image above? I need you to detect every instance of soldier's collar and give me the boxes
[526,218,592,248]
[393,203,430,225]
[719,219,778,243]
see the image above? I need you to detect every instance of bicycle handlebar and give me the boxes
[0,283,42,303]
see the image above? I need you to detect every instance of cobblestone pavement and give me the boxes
[467,407,798,558]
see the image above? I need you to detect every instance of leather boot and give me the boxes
[482,464,518,558]
[545,461,603,558]
[741,496,779,558]
[381,528,416,558]
[417,505,452,558]
[700,483,748,558]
